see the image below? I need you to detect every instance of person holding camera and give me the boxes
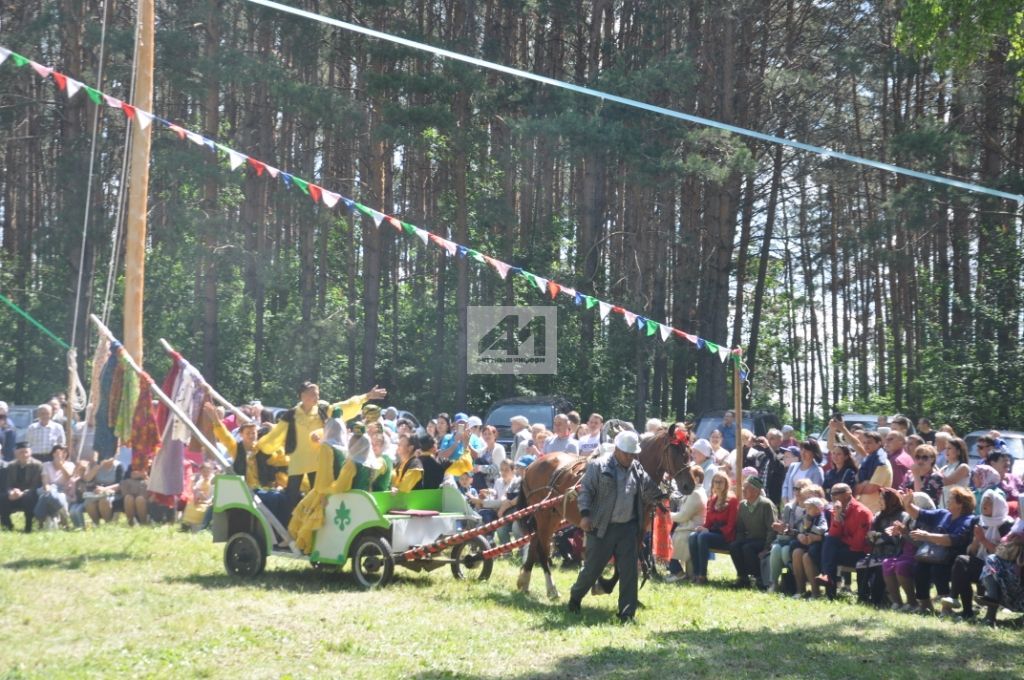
[745,429,786,507]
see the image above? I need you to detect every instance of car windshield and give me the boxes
[7,408,34,432]
[968,435,1024,463]
[695,417,754,441]
[486,404,554,431]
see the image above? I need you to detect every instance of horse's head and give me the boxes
[639,422,696,495]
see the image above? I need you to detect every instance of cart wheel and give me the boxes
[224,531,266,578]
[350,534,395,589]
[451,535,494,581]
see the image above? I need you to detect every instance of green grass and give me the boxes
[0,524,1020,679]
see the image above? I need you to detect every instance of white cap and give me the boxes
[0,401,7,412]
[782,425,794,433]
[691,438,713,459]
[467,416,483,429]
[614,430,641,455]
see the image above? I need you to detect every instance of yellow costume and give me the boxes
[256,395,368,476]
[210,419,289,490]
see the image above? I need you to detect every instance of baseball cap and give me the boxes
[614,430,641,455]
[782,445,800,455]
[453,412,469,423]
[466,416,483,428]
[782,425,794,433]
[516,455,535,468]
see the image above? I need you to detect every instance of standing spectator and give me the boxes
[823,444,858,501]
[903,487,976,613]
[889,416,913,436]
[853,431,892,513]
[988,450,1023,518]
[901,444,944,506]
[939,437,970,506]
[816,483,873,598]
[688,472,739,585]
[710,429,731,471]
[782,441,824,506]
[746,430,787,507]
[566,411,582,436]
[933,431,951,467]
[0,402,16,462]
[883,431,914,493]
[577,413,603,456]
[472,425,505,491]
[544,414,579,455]
[509,415,531,460]
[24,404,66,462]
[780,425,798,450]
[1,442,43,532]
[719,411,737,452]
[917,418,936,445]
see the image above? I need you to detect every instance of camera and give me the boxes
[830,407,843,422]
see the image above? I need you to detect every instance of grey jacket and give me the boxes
[577,451,660,538]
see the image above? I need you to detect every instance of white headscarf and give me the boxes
[978,489,1010,559]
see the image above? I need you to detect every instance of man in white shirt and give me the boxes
[578,413,603,456]
[24,404,65,461]
[544,414,580,455]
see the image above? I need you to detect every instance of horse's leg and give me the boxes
[517,520,539,593]
[541,514,560,600]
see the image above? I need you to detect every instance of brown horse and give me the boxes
[515,422,696,600]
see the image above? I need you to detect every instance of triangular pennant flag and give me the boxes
[484,256,510,279]
[598,301,611,320]
[645,319,658,337]
[341,197,354,212]
[308,184,322,203]
[30,61,52,79]
[120,103,136,120]
[385,216,402,231]
[548,281,561,300]
[168,124,187,140]
[84,86,103,105]
[636,315,648,331]
[414,227,430,246]
[456,245,468,258]
[265,165,280,179]
[584,295,597,310]
[51,71,67,91]
[438,238,457,256]
[717,345,730,362]
[622,310,637,328]
[573,292,583,306]
[291,176,310,196]
[518,271,535,288]
[659,324,672,342]
[102,93,122,109]
[321,190,341,208]
[0,47,11,66]
[65,78,82,99]
[10,52,29,68]
[559,286,576,301]
[247,158,266,176]
[508,266,523,278]
[281,172,294,188]
[202,138,216,153]
[533,274,548,295]
[697,338,707,350]
[704,340,719,355]
[401,222,416,237]
[135,108,153,130]
[226,149,246,171]
[185,130,205,146]
[466,249,486,263]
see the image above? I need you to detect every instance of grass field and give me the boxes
[0,524,1020,679]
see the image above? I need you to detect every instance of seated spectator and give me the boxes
[782,441,824,506]
[120,462,150,526]
[944,489,1010,620]
[940,437,971,508]
[496,456,530,548]
[971,463,1004,509]
[35,444,74,529]
[871,488,915,610]
[528,430,551,459]
[66,460,90,529]
[766,479,812,592]
[83,456,125,526]
[988,450,1023,518]
[978,516,1024,624]
[816,483,872,598]
[823,444,858,501]
[474,459,517,524]
[790,496,828,598]
[902,486,976,613]
[901,444,944,506]
[665,466,708,583]
[456,472,478,499]
[1,442,43,532]
[392,433,424,493]
[417,434,445,490]
[688,471,738,585]
[181,462,215,531]
[473,425,505,491]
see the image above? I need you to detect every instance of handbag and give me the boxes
[914,541,951,564]
[994,540,1024,565]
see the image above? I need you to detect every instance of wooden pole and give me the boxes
[734,348,744,491]
[89,315,230,469]
[158,338,253,426]
[65,350,76,461]
[122,0,155,364]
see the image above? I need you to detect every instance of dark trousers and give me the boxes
[951,554,985,616]
[0,490,39,532]
[915,559,954,600]
[821,536,865,580]
[570,520,639,620]
[729,538,766,585]
[688,530,730,577]
[284,471,317,522]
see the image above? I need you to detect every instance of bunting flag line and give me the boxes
[2,45,738,363]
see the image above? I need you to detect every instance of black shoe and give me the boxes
[618,615,636,624]
[567,599,581,615]
[731,578,749,589]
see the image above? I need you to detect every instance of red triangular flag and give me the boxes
[169,124,186,140]
[386,216,402,231]
[52,72,67,91]
[548,281,560,300]
[121,103,136,120]
[308,184,322,204]
[611,306,625,315]
[247,158,265,176]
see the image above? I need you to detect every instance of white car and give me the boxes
[965,430,1024,478]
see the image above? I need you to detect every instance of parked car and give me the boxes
[5,405,37,441]
[965,430,1024,478]
[693,409,782,442]
[484,396,573,451]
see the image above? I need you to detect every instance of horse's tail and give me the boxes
[516,483,536,533]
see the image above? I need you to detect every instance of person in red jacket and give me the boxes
[816,483,872,598]
[687,471,740,584]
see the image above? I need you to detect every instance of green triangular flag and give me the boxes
[401,221,416,236]
[354,203,374,218]
[291,176,309,195]
[705,340,719,354]
[466,249,486,263]
[10,52,29,67]
[584,295,597,310]
[84,86,103,105]
[644,319,658,336]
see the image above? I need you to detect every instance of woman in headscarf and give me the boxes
[971,464,1004,509]
[942,489,1010,620]
[978,516,1024,624]
[874,488,915,610]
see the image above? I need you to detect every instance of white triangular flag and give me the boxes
[226,149,246,171]
[103,93,122,108]
[65,78,82,100]
[185,130,204,146]
[135,108,153,130]
[561,286,576,300]
[30,61,52,79]
[413,227,430,246]
[717,345,730,362]
[321,190,341,208]
[485,256,510,279]
[622,310,637,328]
[437,238,457,256]
[659,324,672,342]
[0,47,11,66]
[598,301,611,321]
[368,208,385,228]
[265,166,279,179]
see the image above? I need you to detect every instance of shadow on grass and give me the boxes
[164,563,447,593]
[408,619,1019,679]
[2,551,134,571]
